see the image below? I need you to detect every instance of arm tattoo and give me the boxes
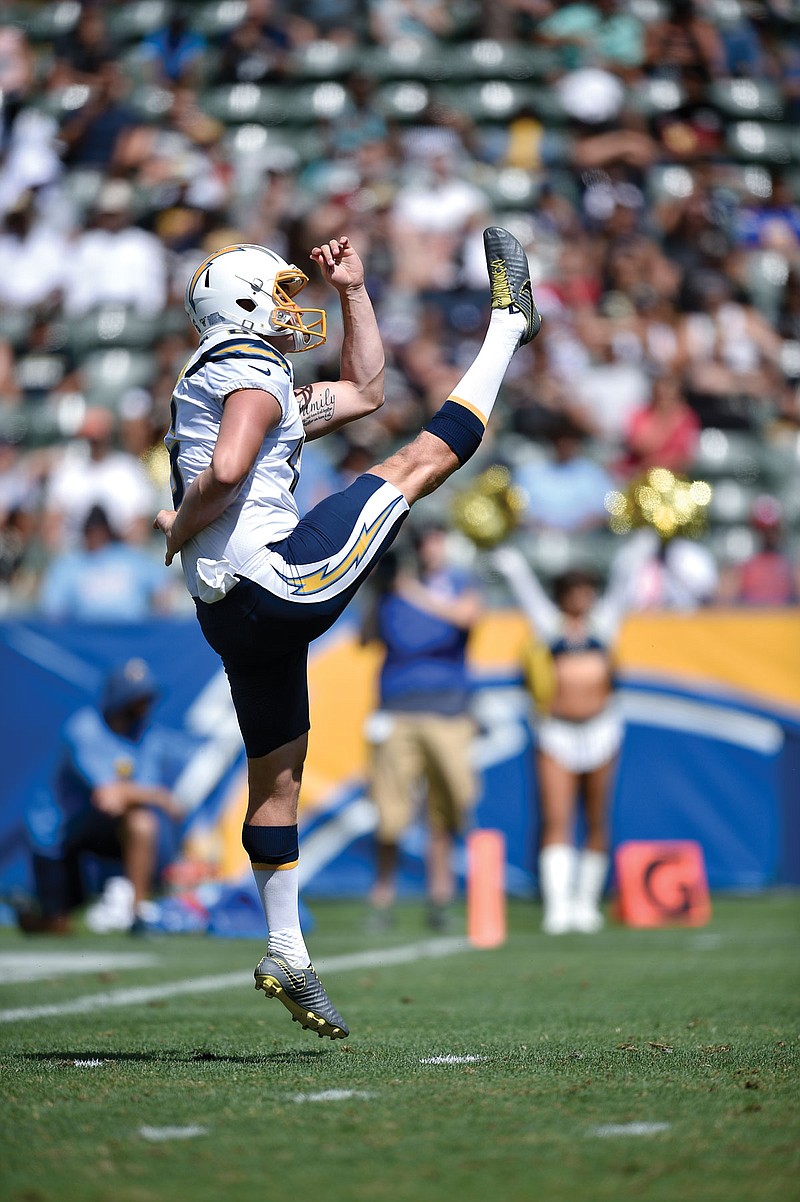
[297,385,336,428]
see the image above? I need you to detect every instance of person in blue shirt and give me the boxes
[362,523,482,930]
[19,659,182,934]
[38,505,173,622]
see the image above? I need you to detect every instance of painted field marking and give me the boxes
[0,936,470,1025]
[0,951,158,984]
[292,1090,375,1103]
[690,934,723,950]
[588,1122,671,1138]
[139,1126,208,1142]
[419,1055,488,1065]
[73,1058,104,1068]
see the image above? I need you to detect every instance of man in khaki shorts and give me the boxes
[362,524,482,930]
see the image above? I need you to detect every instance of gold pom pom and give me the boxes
[451,465,527,548]
[604,469,713,540]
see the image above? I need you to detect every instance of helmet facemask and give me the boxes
[186,245,327,353]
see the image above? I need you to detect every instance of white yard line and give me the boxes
[0,951,158,984]
[292,1090,375,1103]
[139,1126,208,1141]
[0,936,469,1025]
[588,1122,671,1138]
[420,1055,488,1065]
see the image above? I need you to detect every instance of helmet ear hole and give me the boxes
[236,297,257,312]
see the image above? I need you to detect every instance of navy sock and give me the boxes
[425,399,485,465]
[241,824,299,869]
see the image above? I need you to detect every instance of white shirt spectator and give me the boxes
[63,216,167,317]
[0,221,67,308]
[46,441,158,549]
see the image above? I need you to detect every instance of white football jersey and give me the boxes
[166,326,304,597]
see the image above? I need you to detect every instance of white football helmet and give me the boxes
[184,243,326,352]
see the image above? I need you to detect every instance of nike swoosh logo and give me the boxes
[271,956,306,989]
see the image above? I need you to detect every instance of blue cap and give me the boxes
[100,658,159,715]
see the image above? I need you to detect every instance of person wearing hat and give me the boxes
[18,658,182,934]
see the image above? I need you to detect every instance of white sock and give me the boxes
[252,864,311,967]
[573,850,609,925]
[448,310,527,426]
[539,844,577,934]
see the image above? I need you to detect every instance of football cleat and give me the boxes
[254,954,350,1040]
[483,226,541,346]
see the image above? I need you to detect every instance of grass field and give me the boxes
[1,894,798,1202]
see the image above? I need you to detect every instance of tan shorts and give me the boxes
[367,712,477,843]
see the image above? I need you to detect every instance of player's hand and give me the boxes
[309,236,364,294]
[153,509,180,566]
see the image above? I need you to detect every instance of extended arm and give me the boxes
[296,235,385,441]
[491,545,561,641]
[395,576,482,630]
[593,528,659,639]
[153,388,281,565]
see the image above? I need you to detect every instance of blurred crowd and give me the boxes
[1,0,799,617]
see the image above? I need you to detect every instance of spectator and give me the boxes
[515,419,615,532]
[390,150,487,291]
[0,190,67,310]
[140,11,207,85]
[62,179,167,316]
[38,504,173,621]
[51,4,117,86]
[43,407,159,550]
[717,495,800,606]
[536,0,644,74]
[59,62,139,170]
[617,373,701,477]
[362,525,482,931]
[18,658,183,934]
[368,0,454,46]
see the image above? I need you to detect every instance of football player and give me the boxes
[154,228,540,1039]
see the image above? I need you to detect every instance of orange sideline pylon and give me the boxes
[615,840,712,928]
[467,829,507,948]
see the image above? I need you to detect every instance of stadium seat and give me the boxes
[105,0,170,43]
[281,83,349,124]
[707,478,757,525]
[375,81,430,122]
[11,0,79,42]
[705,524,756,565]
[434,81,540,123]
[15,352,67,396]
[0,311,34,350]
[709,78,784,121]
[287,41,359,80]
[190,0,248,38]
[65,307,161,356]
[726,122,794,164]
[80,349,157,408]
[200,82,286,124]
[361,42,456,83]
[628,77,685,118]
[128,85,174,122]
[692,429,763,482]
[744,250,790,321]
[474,168,545,211]
[446,40,558,81]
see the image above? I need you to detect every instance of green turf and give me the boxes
[1,895,798,1202]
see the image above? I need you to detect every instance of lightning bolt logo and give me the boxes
[275,496,404,596]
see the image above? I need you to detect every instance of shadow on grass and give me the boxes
[16,1049,329,1066]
